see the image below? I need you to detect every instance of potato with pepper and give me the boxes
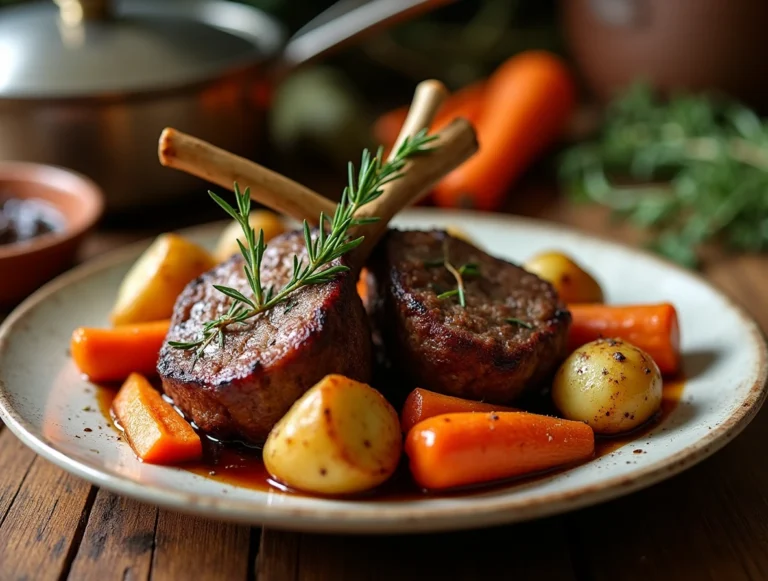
[264,375,402,495]
[552,338,662,434]
[523,251,603,303]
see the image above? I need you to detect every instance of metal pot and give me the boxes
[0,0,449,212]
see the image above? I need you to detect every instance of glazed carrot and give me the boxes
[112,373,201,464]
[373,81,486,148]
[433,51,575,210]
[70,320,170,383]
[405,411,594,490]
[568,303,680,375]
[401,388,518,433]
[357,267,369,307]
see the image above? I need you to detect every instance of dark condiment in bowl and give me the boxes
[0,161,104,307]
[0,194,66,246]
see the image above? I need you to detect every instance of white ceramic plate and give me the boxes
[0,209,766,534]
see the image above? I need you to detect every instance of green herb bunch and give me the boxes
[560,83,768,267]
[170,130,436,360]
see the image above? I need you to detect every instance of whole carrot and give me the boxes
[405,411,594,490]
[568,303,680,375]
[113,372,202,464]
[374,81,486,148]
[433,51,575,210]
[70,320,170,383]
[401,388,518,433]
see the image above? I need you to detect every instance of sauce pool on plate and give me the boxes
[96,376,685,499]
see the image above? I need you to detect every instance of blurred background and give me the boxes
[1,0,767,301]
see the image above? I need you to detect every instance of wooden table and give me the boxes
[1,193,767,581]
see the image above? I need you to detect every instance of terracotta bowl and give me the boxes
[0,162,104,307]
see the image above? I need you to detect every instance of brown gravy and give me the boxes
[96,377,685,500]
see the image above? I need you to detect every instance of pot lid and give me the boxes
[0,0,285,99]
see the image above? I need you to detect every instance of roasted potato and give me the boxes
[264,374,402,495]
[110,233,216,326]
[523,251,603,303]
[552,338,662,435]
[446,225,475,245]
[214,210,286,263]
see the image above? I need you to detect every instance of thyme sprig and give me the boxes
[430,240,479,307]
[560,83,768,268]
[169,129,437,360]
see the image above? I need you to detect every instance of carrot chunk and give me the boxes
[405,411,594,490]
[70,320,170,383]
[400,388,518,433]
[568,303,680,375]
[112,373,201,464]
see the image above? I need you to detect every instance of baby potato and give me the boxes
[552,338,662,435]
[446,225,475,245]
[110,234,216,326]
[264,375,402,495]
[523,251,603,303]
[214,210,286,263]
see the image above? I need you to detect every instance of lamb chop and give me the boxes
[365,230,570,403]
[156,82,478,443]
[157,231,372,443]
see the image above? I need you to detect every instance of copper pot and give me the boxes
[562,0,768,109]
[0,0,451,212]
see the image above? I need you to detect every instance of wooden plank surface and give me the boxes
[259,517,577,581]
[0,427,37,527]
[0,196,766,580]
[0,456,95,580]
[67,490,157,581]
[150,510,252,581]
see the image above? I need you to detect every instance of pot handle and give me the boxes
[276,0,454,75]
[55,0,112,23]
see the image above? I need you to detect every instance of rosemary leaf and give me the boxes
[423,258,445,267]
[168,340,203,349]
[208,191,240,222]
[212,285,255,308]
[459,263,480,277]
[437,289,460,300]
[506,317,533,329]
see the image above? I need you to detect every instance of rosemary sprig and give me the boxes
[169,129,437,360]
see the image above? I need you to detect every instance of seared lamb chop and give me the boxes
[365,230,571,404]
[158,231,370,443]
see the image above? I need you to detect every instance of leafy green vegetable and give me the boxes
[559,83,768,268]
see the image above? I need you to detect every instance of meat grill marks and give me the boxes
[158,230,371,444]
[366,229,571,404]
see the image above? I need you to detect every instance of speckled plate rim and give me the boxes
[0,209,766,534]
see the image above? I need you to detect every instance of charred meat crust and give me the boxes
[366,229,571,403]
[158,230,372,444]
